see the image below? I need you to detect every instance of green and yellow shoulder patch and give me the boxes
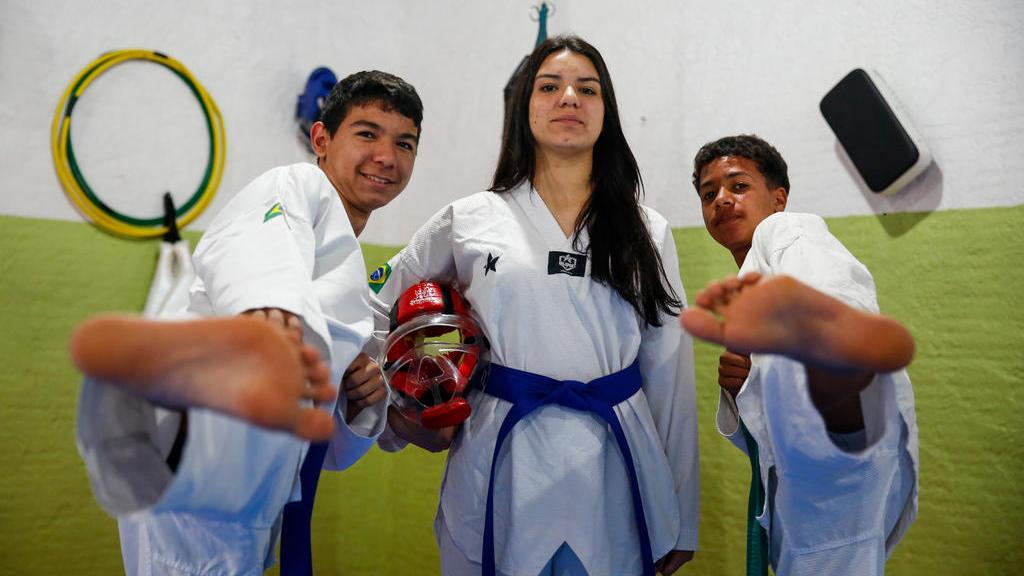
[368,263,392,294]
[263,202,284,223]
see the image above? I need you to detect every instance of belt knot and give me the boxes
[544,379,589,411]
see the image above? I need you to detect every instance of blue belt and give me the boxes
[279,441,327,576]
[481,360,654,576]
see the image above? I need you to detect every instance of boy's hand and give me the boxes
[656,549,694,575]
[386,406,456,453]
[342,353,388,422]
[718,350,751,398]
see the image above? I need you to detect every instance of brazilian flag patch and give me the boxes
[368,263,391,294]
[263,202,284,223]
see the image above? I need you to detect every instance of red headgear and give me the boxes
[380,281,485,429]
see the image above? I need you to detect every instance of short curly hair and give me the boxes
[692,134,790,194]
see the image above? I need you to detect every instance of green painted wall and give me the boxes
[1,206,1021,575]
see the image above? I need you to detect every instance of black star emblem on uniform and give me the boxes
[484,252,499,275]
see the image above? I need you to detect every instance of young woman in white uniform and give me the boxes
[372,36,699,576]
[74,71,423,576]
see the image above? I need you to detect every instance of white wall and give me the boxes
[2,0,1022,245]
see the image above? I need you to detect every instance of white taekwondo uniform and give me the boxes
[76,162,387,576]
[716,212,919,576]
[371,184,700,576]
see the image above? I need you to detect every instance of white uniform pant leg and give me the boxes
[884,430,916,542]
[118,518,147,576]
[438,508,495,576]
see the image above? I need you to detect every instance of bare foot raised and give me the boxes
[69,315,336,441]
[681,273,914,374]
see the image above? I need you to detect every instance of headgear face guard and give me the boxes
[379,282,485,429]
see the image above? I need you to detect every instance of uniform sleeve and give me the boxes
[715,390,750,455]
[191,170,334,358]
[638,224,700,551]
[318,244,388,470]
[365,204,459,452]
[323,396,388,470]
[369,203,459,318]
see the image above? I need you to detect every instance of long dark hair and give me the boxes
[491,35,680,326]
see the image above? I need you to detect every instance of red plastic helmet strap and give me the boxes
[421,397,472,429]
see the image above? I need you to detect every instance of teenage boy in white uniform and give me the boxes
[73,70,423,576]
[684,134,918,576]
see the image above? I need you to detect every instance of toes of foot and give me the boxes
[300,344,323,365]
[724,276,743,292]
[302,378,337,404]
[681,309,725,344]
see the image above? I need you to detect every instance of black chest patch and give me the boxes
[547,251,587,277]
[484,252,500,275]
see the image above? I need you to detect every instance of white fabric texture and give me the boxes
[76,163,387,575]
[371,185,700,576]
[437,508,590,576]
[714,212,919,576]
